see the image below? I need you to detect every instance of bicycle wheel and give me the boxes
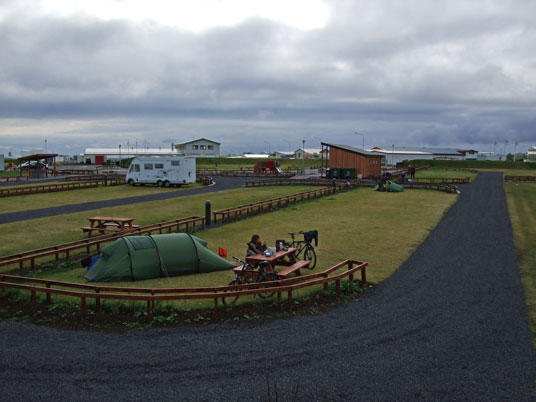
[256,272,279,299]
[222,279,241,306]
[303,245,317,269]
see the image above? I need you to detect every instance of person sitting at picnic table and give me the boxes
[247,234,267,257]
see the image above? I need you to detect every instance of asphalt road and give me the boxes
[0,176,249,224]
[0,172,534,401]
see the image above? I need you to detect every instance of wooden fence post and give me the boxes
[81,297,86,319]
[147,299,152,323]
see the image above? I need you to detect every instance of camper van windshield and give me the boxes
[129,164,140,172]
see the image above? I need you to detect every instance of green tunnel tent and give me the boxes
[84,233,236,282]
[374,180,404,192]
[386,180,404,192]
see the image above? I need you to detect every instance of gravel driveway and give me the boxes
[0,172,534,401]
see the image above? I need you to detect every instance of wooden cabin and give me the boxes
[321,143,383,178]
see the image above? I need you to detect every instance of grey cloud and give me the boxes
[0,0,535,155]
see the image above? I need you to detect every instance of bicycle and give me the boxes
[222,257,280,306]
[286,231,317,269]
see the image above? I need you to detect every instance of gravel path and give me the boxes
[1,172,534,401]
[0,177,249,224]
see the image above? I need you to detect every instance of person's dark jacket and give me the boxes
[247,241,266,257]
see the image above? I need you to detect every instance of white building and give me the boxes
[271,151,294,159]
[527,146,536,160]
[174,138,220,157]
[294,148,322,159]
[368,146,477,165]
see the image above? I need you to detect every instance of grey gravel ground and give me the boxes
[1,172,535,401]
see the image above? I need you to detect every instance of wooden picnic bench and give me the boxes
[82,217,140,236]
[276,260,310,278]
[244,247,310,278]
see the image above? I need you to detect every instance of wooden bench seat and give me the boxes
[81,225,140,235]
[276,260,310,278]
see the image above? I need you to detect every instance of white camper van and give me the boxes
[126,157,196,187]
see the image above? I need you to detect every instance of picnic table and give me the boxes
[245,247,310,278]
[81,216,139,236]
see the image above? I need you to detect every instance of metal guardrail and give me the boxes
[0,259,368,322]
[0,216,205,270]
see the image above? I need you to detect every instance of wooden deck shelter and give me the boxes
[18,153,58,179]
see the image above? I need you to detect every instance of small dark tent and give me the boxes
[84,233,235,282]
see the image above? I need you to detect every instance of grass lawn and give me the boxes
[0,185,319,258]
[504,182,536,340]
[6,186,457,310]
[416,168,478,181]
[0,182,204,214]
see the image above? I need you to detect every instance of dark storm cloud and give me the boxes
[0,0,535,154]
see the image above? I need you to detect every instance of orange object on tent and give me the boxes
[218,247,227,258]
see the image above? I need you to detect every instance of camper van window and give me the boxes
[129,164,140,172]
[171,161,180,166]
[144,164,153,170]
[155,163,164,169]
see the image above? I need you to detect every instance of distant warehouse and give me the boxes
[84,138,221,164]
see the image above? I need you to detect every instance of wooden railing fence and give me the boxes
[213,186,344,223]
[0,259,367,322]
[504,175,536,182]
[0,179,125,197]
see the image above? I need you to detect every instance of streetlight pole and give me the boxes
[119,144,121,167]
[354,132,364,149]
[302,139,305,174]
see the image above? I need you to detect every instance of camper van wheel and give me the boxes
[157,180,163,187]
[164,181,171,188]
[128,179,135,186]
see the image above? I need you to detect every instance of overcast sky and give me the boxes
[0,0,534,156]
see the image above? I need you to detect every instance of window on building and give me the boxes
[192,145,199,150]
[171,160,180,166]
[144,164,153,170]
[155,163,164,169]
[200,145,207,150]
[208,145,214,150]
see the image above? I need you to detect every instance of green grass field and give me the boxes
[505,182,536,339]
[415,168,478,181]
[2,165,535,329]
[0,182,203,214]
[2,184,457,309]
